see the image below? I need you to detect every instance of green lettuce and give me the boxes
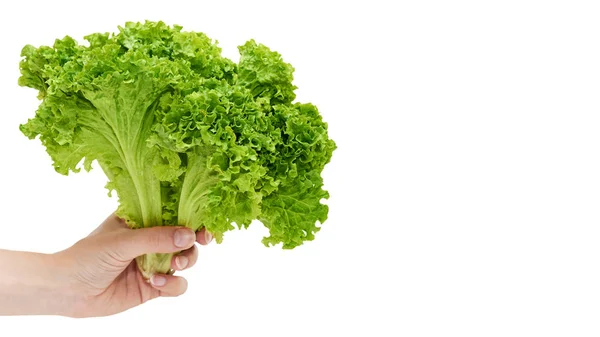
[18,21,336,277]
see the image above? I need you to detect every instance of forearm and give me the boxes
[0,249,70,316]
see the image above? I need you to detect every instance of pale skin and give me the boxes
[0,213,213,318]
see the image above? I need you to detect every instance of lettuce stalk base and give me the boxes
[136,253,174,279]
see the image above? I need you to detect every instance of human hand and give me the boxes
[50,214,213,317]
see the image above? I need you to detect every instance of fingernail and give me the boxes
[175,256,189,270]
[205,231,213,244]
[174,229,195,248]
[150,274,167,287]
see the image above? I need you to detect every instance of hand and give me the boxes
[52,214,213,317]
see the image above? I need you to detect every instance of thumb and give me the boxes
[115,226,196,261]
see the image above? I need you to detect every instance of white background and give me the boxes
[0,0,599,336]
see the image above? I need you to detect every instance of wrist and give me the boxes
[39,252,79,317]
[0,250,75,316]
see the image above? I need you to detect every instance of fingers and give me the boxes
[171,245,199,271]
[196,227,214,245]
[149,274,188,297]
[168,227,213,271]
[170,226,214,271]
[117,226,196,261]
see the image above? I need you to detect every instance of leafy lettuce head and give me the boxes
[19,21,336,276]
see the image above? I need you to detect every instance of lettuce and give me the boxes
[18,21,336,277]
